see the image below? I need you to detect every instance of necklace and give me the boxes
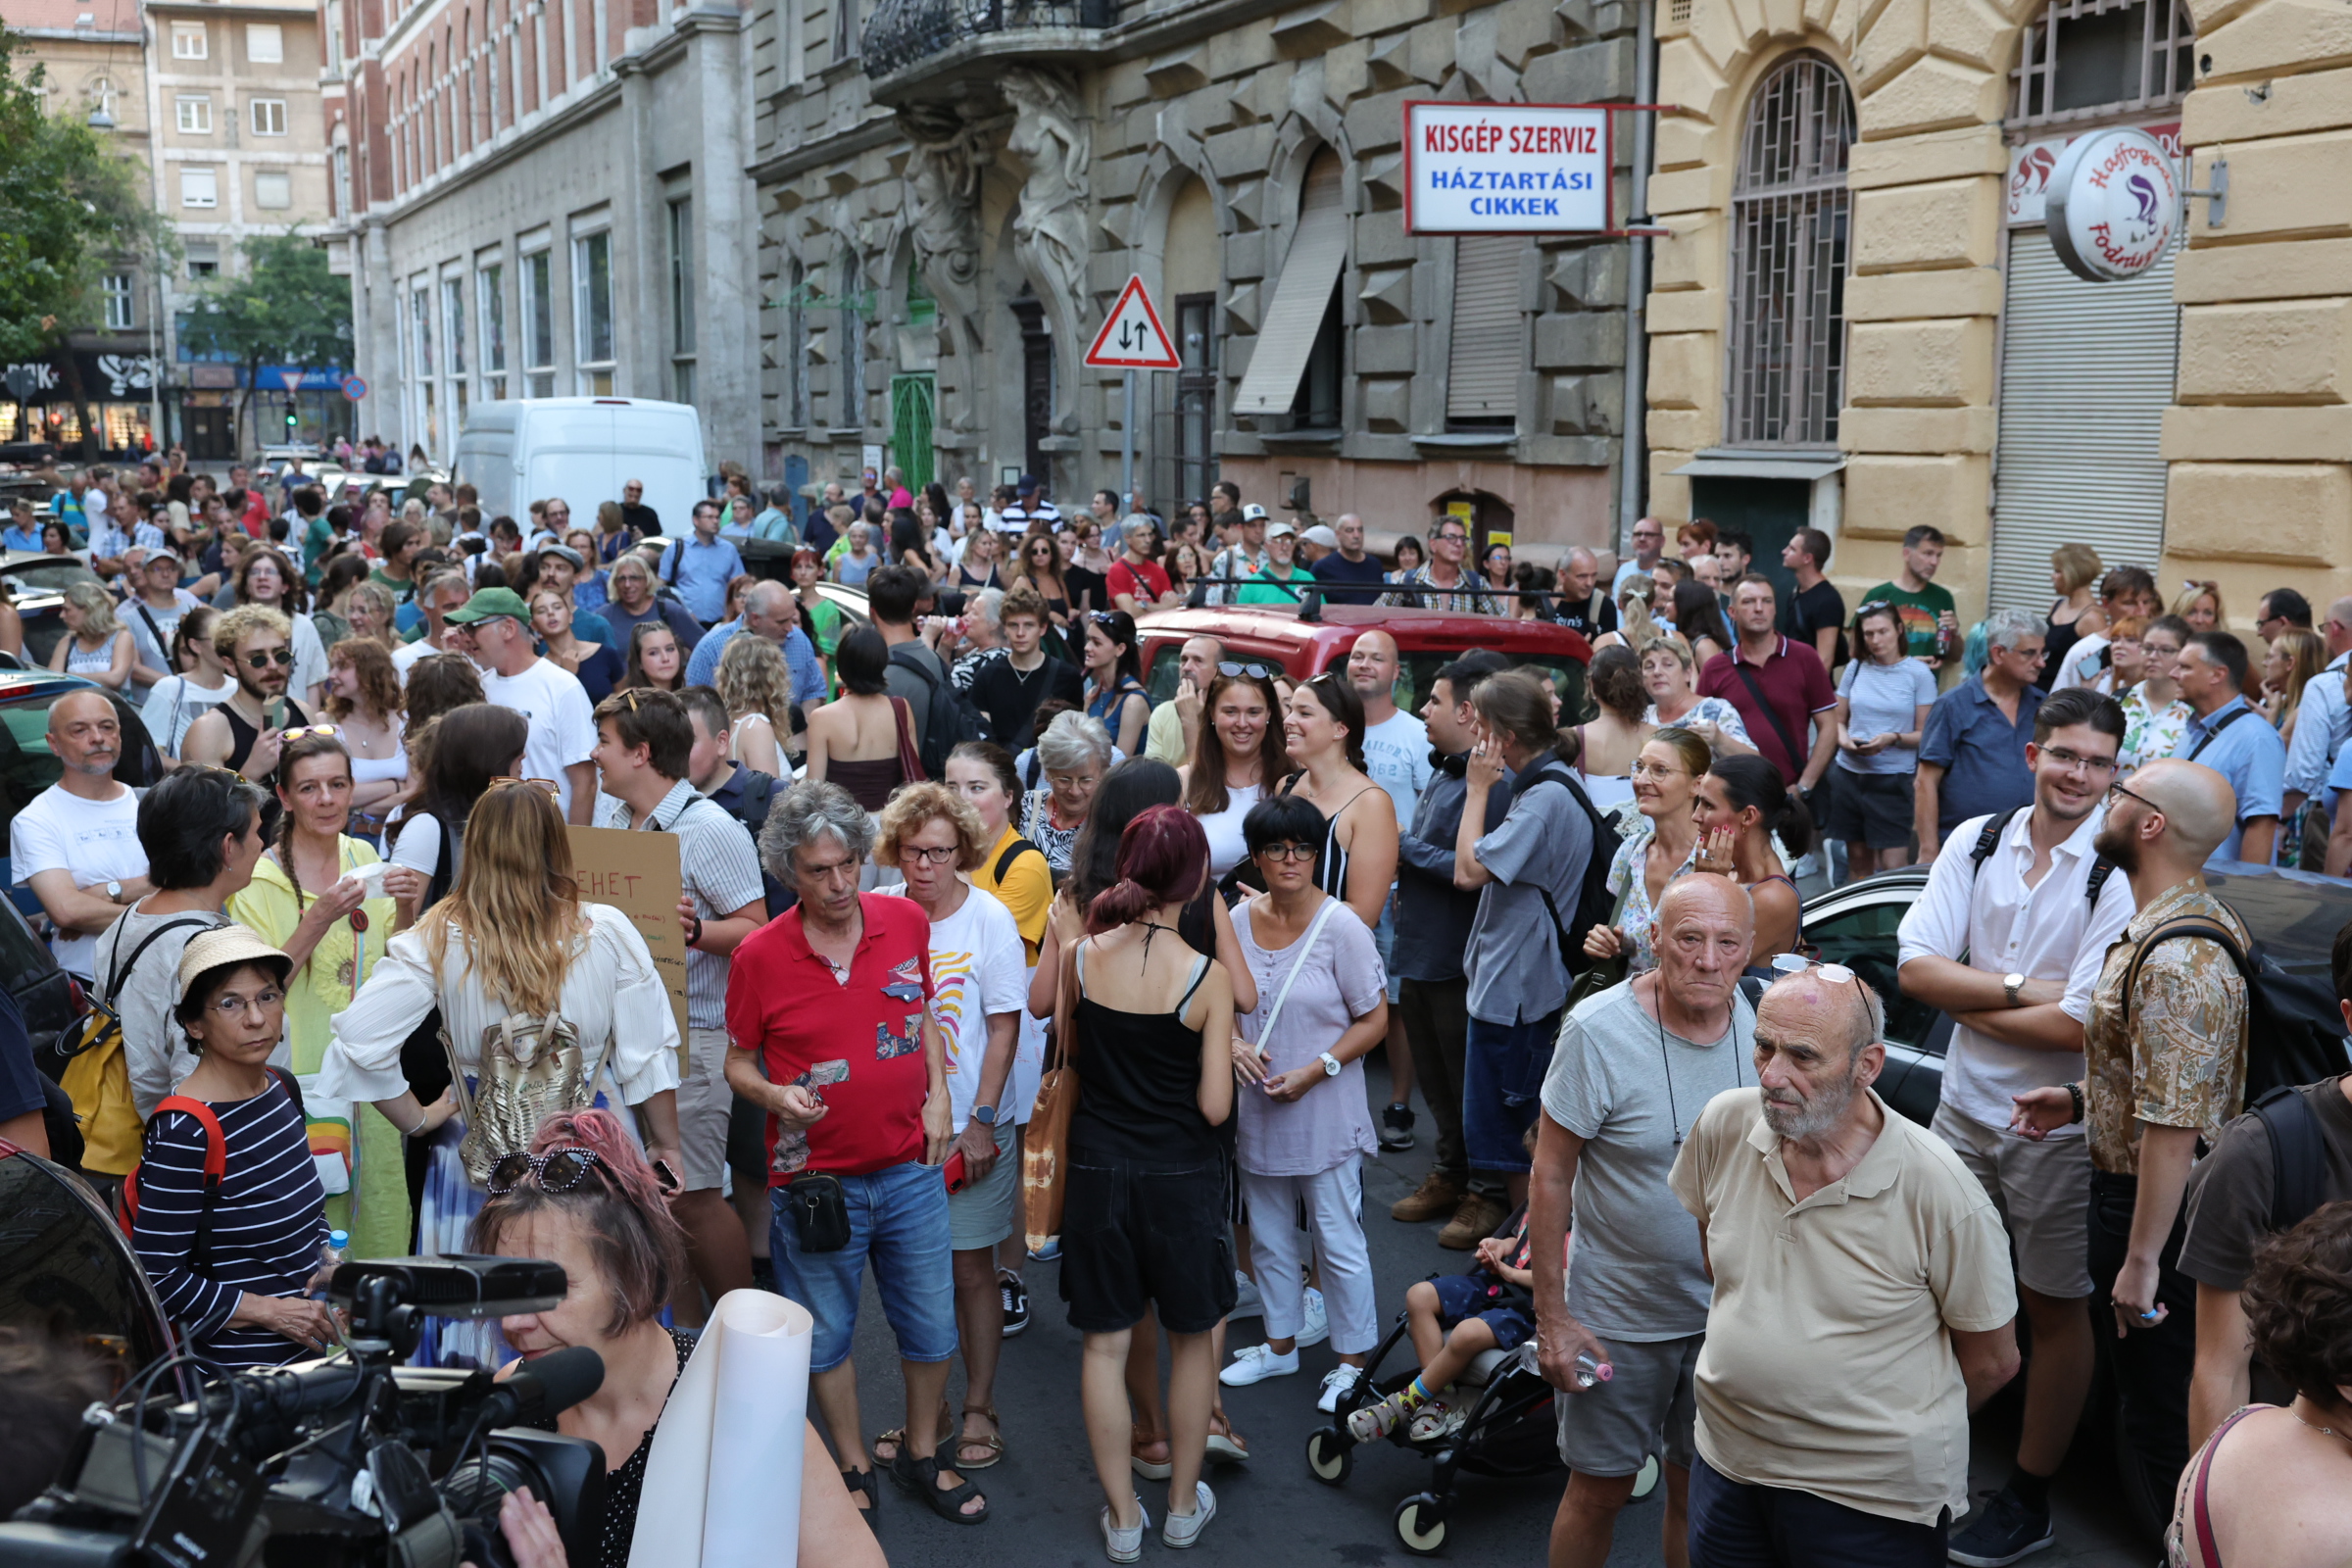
[2292,1404,2352,1446]
[1651,975,1745,1147]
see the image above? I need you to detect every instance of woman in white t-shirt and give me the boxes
[49,583,137,690]
[1179,667,1285,884]
[142,606,234,764]
[1828,600,1938,880]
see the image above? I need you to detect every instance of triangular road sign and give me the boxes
[1085,275,1182,370]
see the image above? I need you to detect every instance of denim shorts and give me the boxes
[1374,897,1402,1005]
[1428,1271,1533,1353]
[768,1158,958,1374]
[1060,1149,1237,1336]
[1463,1010,1561,1173]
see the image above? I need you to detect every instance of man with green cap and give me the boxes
[447,587,598,824]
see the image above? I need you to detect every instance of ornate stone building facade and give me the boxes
[751,0,1647,555]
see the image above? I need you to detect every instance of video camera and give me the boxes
[0,1255,608,1568]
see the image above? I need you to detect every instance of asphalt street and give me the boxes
[817,1053,2157,1568]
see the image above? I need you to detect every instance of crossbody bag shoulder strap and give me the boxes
[2119,916,2251,1025]
[1255,897,1342,1044]
[103,916,218,1009]
[1728,655,1806,774]
[147,1095,227,1269]
[2186,706,2252,761]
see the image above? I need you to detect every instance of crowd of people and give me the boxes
[6,453,2352,1568]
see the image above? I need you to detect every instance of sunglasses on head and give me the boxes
[280,723,338,740]
[486,1147,606,1196]
[1218,661,1278,681]
[491,775,562,797]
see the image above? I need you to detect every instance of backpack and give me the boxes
[2119,915,2350,1106]
[993,836,1045,885]
[447,1010,604,1187]
[2247,1084,2331,1236]
[1966,807,2120,906]
[1514,757,1625,981]
[117,1065,304,1267]
[60,915,217,1177]
[888,643,990,779]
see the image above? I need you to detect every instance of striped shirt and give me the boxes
[597,779,764,1030]
[131,1076,326,1369]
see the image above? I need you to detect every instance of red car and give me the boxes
[1133,603,1594,719]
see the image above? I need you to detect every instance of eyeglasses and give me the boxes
[241,648,295,668]
[1218,661,1278,681]
[490,776,562,797]
[1770,953,1857,986]
[207,987,284,1017]
[901,843,959,866]
[1256,842,1317,861]
[486,1147,607,1196]
[2036,744,2118,776]
[1628,760,1689,780]
[2106,779,2162,813]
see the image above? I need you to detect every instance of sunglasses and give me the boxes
[242,648,295,668]
[486,1147,607,1196]
[1218,661,1279,681]
[280,723,339,740]
[491,775,562,797]
[1770,953,1857,986]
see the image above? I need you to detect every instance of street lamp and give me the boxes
[86,104,116,129]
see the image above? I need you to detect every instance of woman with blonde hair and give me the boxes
[1592,572,1659,653]
[1637,633,1752,756]
[318,779,685,1366]
[713,632,790,776]
[341,581,405,657]
[47,580,137,688]
[2040,543,2106,692]
[1582,726,1710,975]
[2174,578,2226,635]
[323,635,410,835]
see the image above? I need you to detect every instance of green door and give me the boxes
[888,372,936,491]
[1689,476,1812,608]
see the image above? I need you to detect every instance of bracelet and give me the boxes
[2065,1081,2085,1124]
[688,914,705,947]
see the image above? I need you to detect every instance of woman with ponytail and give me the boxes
[473,1109,882,1568]
[1061,803,1238,1558]
[225,731,405,1255]
[1692,752,1811,962]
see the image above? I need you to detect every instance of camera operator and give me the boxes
[472,1109,882,1568]
[131,926,336,1367]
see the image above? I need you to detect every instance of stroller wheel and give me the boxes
[1395,1493,1447,1555]
[1305,1426,1353,1486]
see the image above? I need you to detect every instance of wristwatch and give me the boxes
[2003,972,2026,1007]
[104,880,122,903]
[971,1103,997,1127]
[1317,1052,1343,1078]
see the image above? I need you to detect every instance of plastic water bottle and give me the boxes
[315,1229,348,1298]
[1573,1353,1614,1390]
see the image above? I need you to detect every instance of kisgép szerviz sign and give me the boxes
[1404,102,1612,234]
[2043,127,2181,283]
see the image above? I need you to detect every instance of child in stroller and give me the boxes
[1348,1205,1535,1445]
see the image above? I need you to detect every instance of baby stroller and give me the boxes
[1304,1310,1562,1556]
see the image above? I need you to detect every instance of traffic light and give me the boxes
[282,397,298,433]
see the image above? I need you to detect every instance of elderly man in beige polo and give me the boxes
[1667,964,2021,1566]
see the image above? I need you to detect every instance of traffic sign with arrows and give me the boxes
[1084,275,1182,370]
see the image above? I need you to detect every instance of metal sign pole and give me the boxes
[1122,368,1136,506]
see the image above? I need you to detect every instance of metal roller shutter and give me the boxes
[1232,157,1348,417]
[1446,235,1525,422]
[1989,231,2180,614]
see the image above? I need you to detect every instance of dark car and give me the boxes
[1804,860,2352,1128]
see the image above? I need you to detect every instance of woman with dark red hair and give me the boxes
[1059,804,1239,1558]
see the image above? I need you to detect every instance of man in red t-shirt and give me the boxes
[1107,515,1173,615]
[724,780,984,1522]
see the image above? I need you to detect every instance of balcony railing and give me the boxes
[861,0,1115,78]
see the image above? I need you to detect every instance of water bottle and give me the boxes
[1573,1352,1613,1390]
[315,1229,348,1298]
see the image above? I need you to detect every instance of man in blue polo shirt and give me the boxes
[2173,631,2282,865]
[657,498,746,624]
[684,579,827,708]
[1915,608,2046,857]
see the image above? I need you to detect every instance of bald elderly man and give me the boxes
[2012,757,2251,1528]
[1672,964,2020,1567]
[11,689,152,983]
[683,577,827,708]
[1550,547,1616,643]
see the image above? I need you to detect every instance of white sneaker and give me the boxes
[1297,1287,1330,1348]
[1161,1481,1216,1548]
[1102,1498,1149,1563]
[1316,1365,1360,1413]
[1219,1343,1299,1387]
[1229,1270,1262,1320]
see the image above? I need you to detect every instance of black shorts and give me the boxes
[1060,1149,1238,1336]
[1825,767,1915,852]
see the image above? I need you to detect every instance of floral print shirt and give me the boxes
[2083,881,2250,1176]
[2120,685,2190,774]
[1605,810,1702,974]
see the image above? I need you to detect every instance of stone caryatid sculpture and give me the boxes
[900,99,1001,430]
[1001,66,1091,421]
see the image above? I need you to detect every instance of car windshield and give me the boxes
[1395,650,1592,727]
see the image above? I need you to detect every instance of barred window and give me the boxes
[1723,54,1853,448]
[2011,0,2193,125]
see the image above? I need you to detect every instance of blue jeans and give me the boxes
[768,1160,957,1374]
[1463,1010,1560,1173]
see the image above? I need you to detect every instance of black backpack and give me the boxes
[888,644,991,779]
[1514,756,1624,981]
[2120,916,2351,1105]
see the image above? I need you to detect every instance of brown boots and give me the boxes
[1391,1171,1511,1250]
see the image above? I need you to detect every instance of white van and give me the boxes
[451,398,707,538]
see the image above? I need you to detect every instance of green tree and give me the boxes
[177,231,354,451]
[0,24,171,450]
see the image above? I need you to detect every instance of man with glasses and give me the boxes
[1384,516,1487,614]
[122,549,204,697]
[2170,631,2282,866]
[1914,608,2048,859]
[590,688,767,1320]
[2281,595,2352,857]
[2253,587,2312,640]
[1612,516,1665,599]
[1895,687,2133,1566]
[181,606,319,794]
[448,587,598,823]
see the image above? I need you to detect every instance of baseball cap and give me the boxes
[1016,473,1039,494]
[1240,504,1269,522]
[446,587,531,625]
[1301,525,1340,548]
[1267,520,1298,539]
[177,925,292,1006]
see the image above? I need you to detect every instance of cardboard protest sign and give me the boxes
[567,825,690,1069]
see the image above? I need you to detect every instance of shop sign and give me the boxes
[1,352,164,401]
[2043,127,2180,282]
[1403,101,1611,233]
[189,366,237,390]
[2008,122,2181,226]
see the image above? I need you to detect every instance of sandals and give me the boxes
[840,1465,879,1522]
[1205,1413,1250,1465]
[1130,1423,1174,1481]
[956,1404,1005,1471]
[870,1399,953,1466]
[887,1446,990,1525]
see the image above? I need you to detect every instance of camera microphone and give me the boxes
[477,1346,605,1428]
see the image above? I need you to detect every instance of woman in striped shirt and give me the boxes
[130,925,336,1368]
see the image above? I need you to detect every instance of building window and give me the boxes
[1724,54,1853,448]
[572,229,613,393]
[480,264,508,391]
[104,273,135,330]
[1231,149,1348,425]
[838,254,865,430]
[443,276,467,377]
[246,23,284,63]
[176,95,213,133]
[2011,0,2193,124]
[668,197,695,403]
[251,99,287,136]
[834,0,858,62]
[171,21,207,59]
[1175,292,1217,505]
[413,285,434,377]
[186,242,220,278]
[333,144,351,216]
[179,167,219,208]
[521,247,555,397]
[1446,237,1527,427]
[786,261,809,428]
[85,76,117,120]
[254,170,292,208]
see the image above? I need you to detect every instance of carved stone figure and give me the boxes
[1001,66,1091,418]
[899,100,1001,432]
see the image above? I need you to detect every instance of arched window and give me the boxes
[85,75,117,119]
[1724,54,1853,447]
